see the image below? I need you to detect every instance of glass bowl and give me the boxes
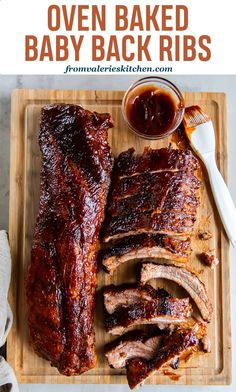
[122,77,185,140]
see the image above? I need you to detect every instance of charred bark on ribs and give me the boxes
[26,104,114,376]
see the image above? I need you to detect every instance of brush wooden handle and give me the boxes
[204,156,236,247]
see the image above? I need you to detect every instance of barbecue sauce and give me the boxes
[125,85,178,137]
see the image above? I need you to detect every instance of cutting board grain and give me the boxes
[8,89,231,385]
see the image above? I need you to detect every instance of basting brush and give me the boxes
[184,105,236,247]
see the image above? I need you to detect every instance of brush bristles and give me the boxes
[184,106,210,128]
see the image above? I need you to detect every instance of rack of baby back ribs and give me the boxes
[99,146,214,389]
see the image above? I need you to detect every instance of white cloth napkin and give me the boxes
[0,230,19,392]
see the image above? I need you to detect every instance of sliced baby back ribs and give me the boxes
[26,104,114,376]
[104,284,172,314]
[104,285,192,335]
[105,330,163,369]
[107,188,199,216]
[101,234,191,274]
[126,321,207,389]
[108,171,200,216]
[105,323,208,371]
[110,171,200,201]
[103,210,196,242]
[140,263,213,322]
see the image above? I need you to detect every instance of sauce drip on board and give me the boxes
[125,85,178,137]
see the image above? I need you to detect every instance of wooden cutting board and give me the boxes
[8,89,231,385]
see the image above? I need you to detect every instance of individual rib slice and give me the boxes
[105,300,192,335]
[114,147,199,178]
[104,284,172,314]
[103,211,196,242]
[101,234,191,274]
[105,330,162,369]
[126,322,207,389]
[110,171,200,201]
[104,286,192,335]
[26,104,114,376]
[140,263,213,322]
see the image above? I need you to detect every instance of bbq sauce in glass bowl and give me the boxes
[122,78,185,140]
[127,86,176,137]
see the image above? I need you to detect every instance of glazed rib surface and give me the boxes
[26,104,113,375]
[110,171,200,201]
[108,171,200,216]
[114,147,199,177]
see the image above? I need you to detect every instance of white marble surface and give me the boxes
[0,75,235,392]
